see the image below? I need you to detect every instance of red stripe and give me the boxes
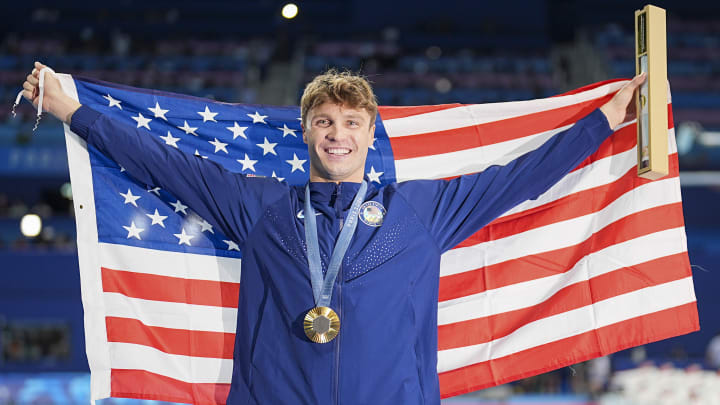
[551,78,627,97]
[457,151,680,247]
[438,302,699,399]
[494,152,679,231]
[388,94,613,160]
[434,121,639,182]
[435,111,676,183]
[111,369,230,405]
[439,202,686,302]
[378,103,462,121]
[438,252,691,350]
[105,317,235,359]
[101,268,239,308]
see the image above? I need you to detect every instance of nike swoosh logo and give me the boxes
[297,210,322,219]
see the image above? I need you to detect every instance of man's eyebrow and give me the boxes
[341,112,366,120]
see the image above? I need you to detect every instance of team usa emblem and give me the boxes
[359,201,386,227]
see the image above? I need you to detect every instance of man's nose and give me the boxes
[326,125,348,141]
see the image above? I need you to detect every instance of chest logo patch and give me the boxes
[359,201,386,227]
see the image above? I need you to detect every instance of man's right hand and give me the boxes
[22,61,82,124]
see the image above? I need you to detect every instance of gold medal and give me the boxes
[303,306,340,343]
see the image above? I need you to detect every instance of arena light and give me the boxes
[435,77,452,93]
[281,3,298,19]
[60,182,73,200]
[20,214,42,238]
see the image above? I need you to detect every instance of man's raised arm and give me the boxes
[22,62,278,246]
[396,74,647,252]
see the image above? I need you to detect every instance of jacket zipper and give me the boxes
[333,183,343,405]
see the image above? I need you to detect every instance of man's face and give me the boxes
[302,102,375,183]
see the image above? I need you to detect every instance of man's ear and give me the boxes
[301,122,308,144]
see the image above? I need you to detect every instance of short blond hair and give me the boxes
[300,69,378,128]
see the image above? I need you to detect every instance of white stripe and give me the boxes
[395,124,571,181]
[109,342,233,384]
[393,112,675,182]
[383,81,626,138]
[100,243,241,283]
[500,126,677,219]
[499,145,635,219]
[439,177,682,277]
[438,227,687,324]
[59,73,112,401]
[436,277,696,373]
[104,292,237,333]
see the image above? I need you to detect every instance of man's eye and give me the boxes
[316,119,329,126]
[348,120,359,127]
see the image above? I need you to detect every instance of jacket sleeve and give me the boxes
[70,105,282,246]
[394,108,613,253]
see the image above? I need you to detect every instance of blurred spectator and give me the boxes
[588,356,611,397]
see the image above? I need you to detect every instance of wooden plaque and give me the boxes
[635,4,668,179]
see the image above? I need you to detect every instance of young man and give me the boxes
[23,62,644,404]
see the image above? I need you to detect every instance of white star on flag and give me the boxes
[223,240,240,251]
[119,166,126,172]
[178,121,198,136]
[119,189,141,207]
[103,94,122,109]
[131,113,152,130]
[198,219,214,234]
[248,111,268,124]
[271,171,285,182]
[256,137,278,156]
[147,187,161,196]
[173,228,194,246]
[194,150,209,159]
[227,122,248,140]
[366,166,383,183]
[122,221,144,240]
[368,139,376,150]
[146,209,168,228]
[170,200,188,215]
[286,153,306,173]
[198,106,218,122]
[148,102,168,120]
[209,138,229,154]
[278,124,297,137]
[160,131,180,148]
[237,153,258,172]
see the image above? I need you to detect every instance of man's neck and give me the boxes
[308,174,363,184]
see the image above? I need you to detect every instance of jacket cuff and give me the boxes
[69,105,102,142]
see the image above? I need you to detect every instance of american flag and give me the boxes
[56,73,698,404]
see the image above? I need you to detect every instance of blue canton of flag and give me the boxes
[73,77,396,258]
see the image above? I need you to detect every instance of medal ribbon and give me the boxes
[304,181,368,307]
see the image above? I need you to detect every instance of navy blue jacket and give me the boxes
[71,105,611,404]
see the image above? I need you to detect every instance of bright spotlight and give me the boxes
[20,214,42,237]
[281,3,298,19]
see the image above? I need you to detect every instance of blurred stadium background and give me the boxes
[1,0,719,404]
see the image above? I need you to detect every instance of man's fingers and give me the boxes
[22,89,35,102]
[26,74,39,86]
[628,72,647,91]
[23,81,34,92]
